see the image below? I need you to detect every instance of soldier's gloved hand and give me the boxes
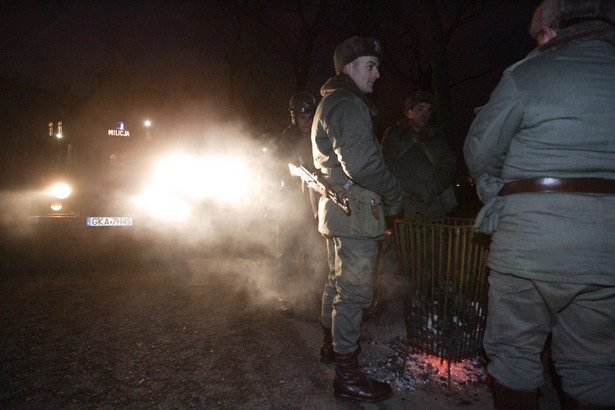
[384,192,404,216]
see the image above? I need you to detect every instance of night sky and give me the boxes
[1,2,205,96]
[1,0,540,141]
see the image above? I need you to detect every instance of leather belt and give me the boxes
[499,177,615,196]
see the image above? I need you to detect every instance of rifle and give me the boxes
[288,163,351,216]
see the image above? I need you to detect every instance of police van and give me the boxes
[29,121,146,229]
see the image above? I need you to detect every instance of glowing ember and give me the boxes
[403,353,487,390]
[362,335,488,393]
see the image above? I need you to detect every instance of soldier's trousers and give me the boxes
[483,270,615,407]
[321,235,379,354]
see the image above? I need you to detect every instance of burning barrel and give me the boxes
[394,218,490,363]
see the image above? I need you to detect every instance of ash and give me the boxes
[361,334,489,394]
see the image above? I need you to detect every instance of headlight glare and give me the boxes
[50,201,63,211]
[50,183,71,199]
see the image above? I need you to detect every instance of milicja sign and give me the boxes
[108,121,130,137]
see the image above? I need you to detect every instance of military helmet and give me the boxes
[289,92,316,124]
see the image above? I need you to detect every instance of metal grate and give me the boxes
[394,218,490,363]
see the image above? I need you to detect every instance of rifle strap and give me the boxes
[397,136,436,166]
[417,140,436,166]
[396,139,417,160]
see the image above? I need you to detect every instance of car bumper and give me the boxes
[29,214,81,225]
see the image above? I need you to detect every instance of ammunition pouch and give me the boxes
[345,184,386,239]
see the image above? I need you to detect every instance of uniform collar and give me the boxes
[320,73,378,116]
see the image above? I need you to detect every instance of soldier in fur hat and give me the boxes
[464,0,615,408]
[381,90,457,221]
[312,36,403,402]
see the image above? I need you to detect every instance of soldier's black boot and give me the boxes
[333,349,392,402]
[320,326,335,363]
[493,381,538,410]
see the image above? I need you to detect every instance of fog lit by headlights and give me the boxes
[154,154,251,200]
[134,154,253,221]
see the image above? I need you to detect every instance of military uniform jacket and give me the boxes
[263,125,314,221]
[312,74,401,240]
[381,118,456,219]
[463,21,615,285]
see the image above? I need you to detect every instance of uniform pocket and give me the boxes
[347,185,386,238]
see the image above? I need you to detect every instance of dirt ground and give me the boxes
[0,235,563,409]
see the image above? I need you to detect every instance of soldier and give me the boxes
[381,90,457,221]
[464,0,615,408]
[264,92,324,317]
[312,36,403,402]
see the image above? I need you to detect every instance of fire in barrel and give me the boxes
[394,218,490,367]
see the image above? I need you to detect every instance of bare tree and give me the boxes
[184,0,273,117]
[419,0,454,138]
[184,0,499,134]
[253,0,330,92]
[345,0,496,139]
[419,0,495,138]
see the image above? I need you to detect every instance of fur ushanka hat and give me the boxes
[333,36,383,74]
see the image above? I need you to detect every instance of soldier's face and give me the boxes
[344,56,380,94]
[407,103,433,130]
[296,113,314,137]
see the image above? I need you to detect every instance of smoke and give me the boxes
[126,120,331,310]
[128,121,279,255]
[0,118,329,312]
[0,190,43,238]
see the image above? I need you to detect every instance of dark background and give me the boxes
[0,0,540,175]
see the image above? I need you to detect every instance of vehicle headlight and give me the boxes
[50,201,63,211]
[50,183,71,199]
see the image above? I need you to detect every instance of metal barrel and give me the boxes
[394,218,490,363]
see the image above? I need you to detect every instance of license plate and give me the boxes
[87,217,133,227]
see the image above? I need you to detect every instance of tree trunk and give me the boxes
[419,0,453,141]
